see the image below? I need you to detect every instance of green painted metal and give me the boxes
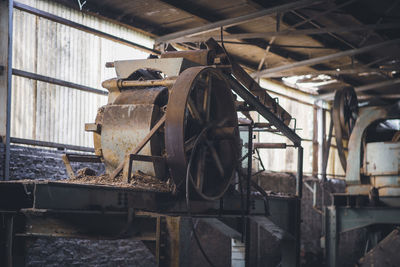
[325,205,400,267]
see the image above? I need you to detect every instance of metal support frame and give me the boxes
[244,124,253,267]
[325,205,400,267]
[0,179,300,267]
[228,75,301,146]
[240,122,302,266]
[0,0,13,181]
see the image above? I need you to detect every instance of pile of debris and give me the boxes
[67,167,175,193]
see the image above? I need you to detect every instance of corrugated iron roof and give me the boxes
[50,0,400,101]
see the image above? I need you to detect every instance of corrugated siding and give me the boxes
[11,0,153,147]
[256,79,314,174]
[257,79,344,176]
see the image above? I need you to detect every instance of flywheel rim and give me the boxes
[165,66,239,200]
[333,87,358,171]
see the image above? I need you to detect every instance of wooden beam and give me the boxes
[319,78,400,100]
[354,78,400,92]
[253,38,400,77]
[173,23,400,43]
[0,0,13,180]
[155,0,325,44]
[261,67,400,78]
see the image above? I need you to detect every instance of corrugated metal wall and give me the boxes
[257,79,344,176]
[11,0,153,148]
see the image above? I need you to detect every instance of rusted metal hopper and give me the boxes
[87,50,239,200]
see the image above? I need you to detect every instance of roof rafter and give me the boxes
[320,78,400,100]
[156,0,327,44]
[170,23,400,43]
[252,39,400,78]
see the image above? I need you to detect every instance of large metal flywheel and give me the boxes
[165,66,239,200]
[332,87,358,171]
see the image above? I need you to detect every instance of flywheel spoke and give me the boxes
[185,134,198,152]
[188,97,204,124]
[203,73,212,123]
[196,146,206,192]
[206,140,225,178]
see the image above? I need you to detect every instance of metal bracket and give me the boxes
[61,153,102,179]
[124,154,166,183]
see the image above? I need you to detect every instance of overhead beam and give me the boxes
[319,78,400,100]
[252,38,400,77]
[354,78,400,93]
[173,23,400,43]
[155,0,325,44]
[161,0,318,70]
[288,0,359,31]
[12,69,108,95]
[0,0,13,180]
[13,1,159,55]
[357,93,400,100]
[262,67,400,78]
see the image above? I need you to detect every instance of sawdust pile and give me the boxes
[66,167,174,193]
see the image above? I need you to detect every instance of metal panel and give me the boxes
[0,0,13,180]
[365,142,400,176]
[101,104,160,175]
[10,0,154,148]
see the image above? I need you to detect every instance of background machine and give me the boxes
[324,87,400,266]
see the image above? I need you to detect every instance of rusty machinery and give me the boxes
[0,39,303,267]
[324,87,400,266]
[81,39,297,201]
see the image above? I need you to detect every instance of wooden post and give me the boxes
[0,0,13,180]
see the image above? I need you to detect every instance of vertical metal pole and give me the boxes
[246,124,253,213]
[296,146,303,267]
[326,206,338,267]
[312,105,319,177]
[5,216,14,267]
[0,0,13,180]
[245,124,253,267]
[322,117,333,182]
[296,147,303,198]
[316,100,325,180]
